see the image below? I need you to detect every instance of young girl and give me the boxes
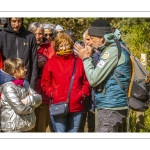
[0,58,42,132]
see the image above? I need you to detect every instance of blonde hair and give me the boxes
[4,58,25,76]
[54,33,74,52]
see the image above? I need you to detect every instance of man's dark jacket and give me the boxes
[0,18,37,88]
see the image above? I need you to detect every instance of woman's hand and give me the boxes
[38,57,47,67]
[38,54,48,67]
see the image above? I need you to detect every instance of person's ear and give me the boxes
[101,37,105,44]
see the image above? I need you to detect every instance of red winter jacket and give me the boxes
[37,40,55,59]
[35,40,55,104]
[0,53,3,69]
[41,52,90,112]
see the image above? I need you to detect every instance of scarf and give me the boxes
[12,79,24,87]
[56,50,72,55]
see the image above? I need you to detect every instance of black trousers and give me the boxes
[95,109,128,132]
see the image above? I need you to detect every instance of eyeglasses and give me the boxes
[44,33,53,37]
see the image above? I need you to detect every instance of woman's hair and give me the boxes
[28,22,44,34]
[54,33,74,52]
[42,23,56,40]
[43,23,55,32]
[4,58,25,76]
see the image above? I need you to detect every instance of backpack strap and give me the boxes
[111,37,126,90]
[102,36,122,62]
[96,38,128,93]
[114,36,122,61]
[109,39,133,93]
[113,74,125,90]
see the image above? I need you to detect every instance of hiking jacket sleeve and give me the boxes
[83,46,120,87]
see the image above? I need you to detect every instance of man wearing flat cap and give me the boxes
[74,18,132,132]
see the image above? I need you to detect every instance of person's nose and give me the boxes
[15,21,19,27]
[36,34,40,39]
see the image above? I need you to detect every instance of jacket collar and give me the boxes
[0,69,15,85]
[37,37,50,50]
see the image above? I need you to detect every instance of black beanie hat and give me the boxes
[88,18,112,37]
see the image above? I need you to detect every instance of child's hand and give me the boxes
[29,93,33,96]
[21,99,27,104]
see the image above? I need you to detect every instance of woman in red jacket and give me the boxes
[41,33,90,132]
[28,22,55,132]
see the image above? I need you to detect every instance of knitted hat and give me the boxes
[88,18,112,37]
[55,25,64,31]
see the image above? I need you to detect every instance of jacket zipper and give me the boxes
[16,37,19,58]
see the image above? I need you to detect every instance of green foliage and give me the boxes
[128,110,136,132]
[128,109,150,132]
[140,108,150,132]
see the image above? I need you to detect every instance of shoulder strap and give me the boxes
[108,37,131,59]
[114,36,122,61]
[109,38,129,91]
[66,58,76,103]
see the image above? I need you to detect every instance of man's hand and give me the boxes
[74,44,93,60]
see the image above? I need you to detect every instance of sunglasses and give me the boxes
[44,33,53,37]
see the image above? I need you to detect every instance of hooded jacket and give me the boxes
[0,69,42,132]
[0,18,37,88]
[83,33,132,109]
